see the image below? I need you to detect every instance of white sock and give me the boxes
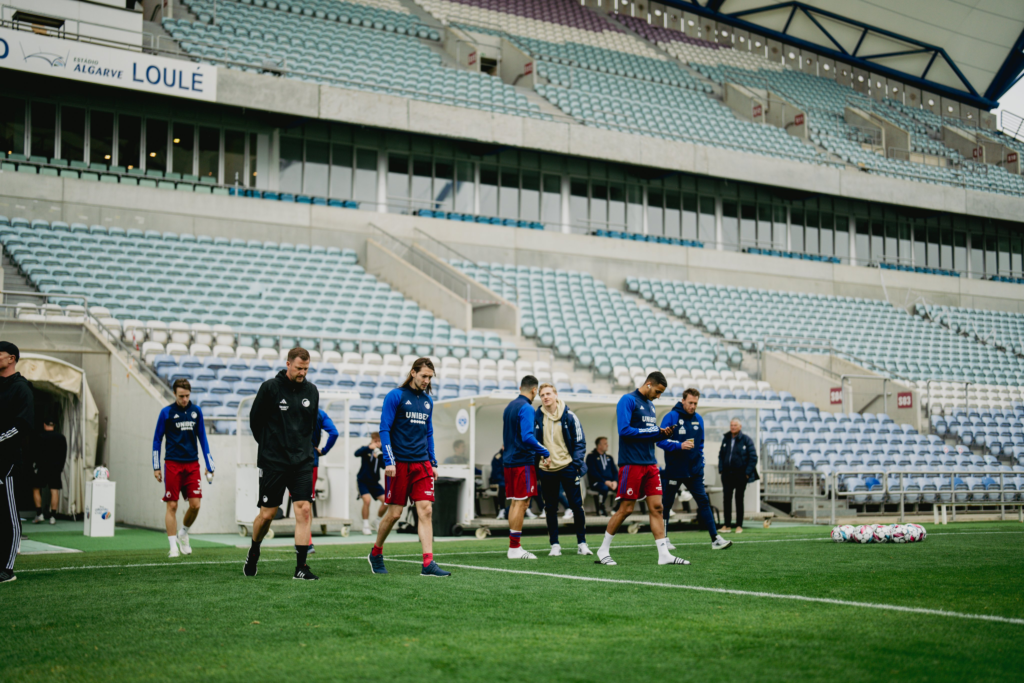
[656,537,673,560]
[599,531,614,555]
[168,536,177,550]
[180,525,190,536]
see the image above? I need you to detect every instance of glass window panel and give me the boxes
[249,133,258,187]
[31,101,56,159]
[279,135,303,194]
[591,183,609,228]
[835,217,849,261]
[998,235,1010,274]
[664,190,681,239]
[899,223,912,264]
[698,195,715,245]
[329,144,353,198]
[498,169,519,219]
[1011,237,1022,276]
[722,200,739,250]
[884,221,898,261]
[647,189,664,236]
[541,173,560,227]
[304,140,329,197]
[434,160,454,213]
[198,127,219,180]
[59,106,85,162]
[224,129,245,186]
[985,234,997,276]
[952,230,966,272]
[118,114,141,170]
[387,154,410,210]
[480,164,498,217]
[570,178,588,233]
[871,221,884,262]
[943,229,955,270]
[740,203,756,248]
[773,206,787,250]
[855,219,870,265]
[756,204,772,246]
[172,122,194,176]
[521,171,540,222]
[804,209,819,254]
[607,183,625,228]
[89,110,113,164]
[627,185,643,233]
[913,223,926,266]
[411,156,433,210]
[145,118,167,172]
[927,226,940,267]
[682,193,698,240]
[353,148,378,205]
[0,96,25,156]
[455,161,474,214]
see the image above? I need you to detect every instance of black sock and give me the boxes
[248,539,261,563]
[296,544,309,568]
[35,507,42,517]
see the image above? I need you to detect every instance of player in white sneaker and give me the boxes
[152,379,214,558]
[595,372,688,566]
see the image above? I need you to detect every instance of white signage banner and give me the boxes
[0,26,217,102]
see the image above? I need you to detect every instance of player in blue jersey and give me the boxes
[658,387,732,551]
[354,431,387,535]
[305,408,338,554]
[367,358,451,577]
[595,372,688,566]
[152,379,215,558]
[502,375,549,560]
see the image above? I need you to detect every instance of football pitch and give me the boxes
[3,522,1022,682]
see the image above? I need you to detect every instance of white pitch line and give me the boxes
[388,559,1024,626]
[15,530,1023,574]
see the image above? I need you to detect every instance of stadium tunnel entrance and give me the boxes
[13,354,100,518]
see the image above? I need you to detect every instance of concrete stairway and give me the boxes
[1,251,40,307]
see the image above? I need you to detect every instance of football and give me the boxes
[905,524,923,542]
[890,525,908,543]
[853,525,874,543]
[830,526,845,542]
[872,525,891,543]
[93,467,110,481]
[910,524,927,541]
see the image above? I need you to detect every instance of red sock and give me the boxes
[423,553,433,567]
[371,545,383,556]
[509,531,522,549]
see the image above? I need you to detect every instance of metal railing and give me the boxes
[0,290,174,401]
[368,223,473,303]
[999,110,1024,143]
[411,228,521,298]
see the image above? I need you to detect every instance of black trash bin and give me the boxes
[432,477,463,537]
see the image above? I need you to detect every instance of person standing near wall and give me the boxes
[32,418,67,525]
[585,437,617,516]
[0,342,33,583]
[718,418,758,534]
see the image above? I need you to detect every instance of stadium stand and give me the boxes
[172,0,548,119]
[627,277,1024,387]
[447,260,780,399]
[918,304,1024,355]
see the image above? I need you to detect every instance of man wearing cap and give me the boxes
[0,342,34,583]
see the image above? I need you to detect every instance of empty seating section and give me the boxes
[628,277,1024,386]
[448,261,773,399]
[0,153,235,193]
[173,0,547,119]
[760,404,1024,503]
[929,404,1024,462]
[613,14,784,74]
[689,64,1023,195]
[919,304,1024,356]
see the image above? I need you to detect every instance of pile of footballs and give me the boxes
[831,523,928,544]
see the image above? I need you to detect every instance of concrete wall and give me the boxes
[3,173,1024,316]
[499,38,535,89]
[207,70,1024,223]
[762,352,921,431]
[723,82,761,123]
[365,238,473,330]
[846,107,910,155]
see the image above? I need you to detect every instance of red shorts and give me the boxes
[162,461,202,502]
[385,461,435,506]
[615,464,662,501]
[311,466,318,500]
[504,465,537,500]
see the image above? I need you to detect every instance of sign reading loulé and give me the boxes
[0,27,217,102]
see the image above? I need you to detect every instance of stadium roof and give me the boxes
[664,1,1024,110]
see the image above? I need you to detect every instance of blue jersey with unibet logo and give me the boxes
[152,402,214,471]
[657,403,706,478]
[615,389,663,466]
[379,386,436,466]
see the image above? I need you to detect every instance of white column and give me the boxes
[848,215,857,264]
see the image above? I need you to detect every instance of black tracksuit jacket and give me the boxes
[249,370,320,471]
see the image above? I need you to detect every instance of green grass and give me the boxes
[3,523,1023,682]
